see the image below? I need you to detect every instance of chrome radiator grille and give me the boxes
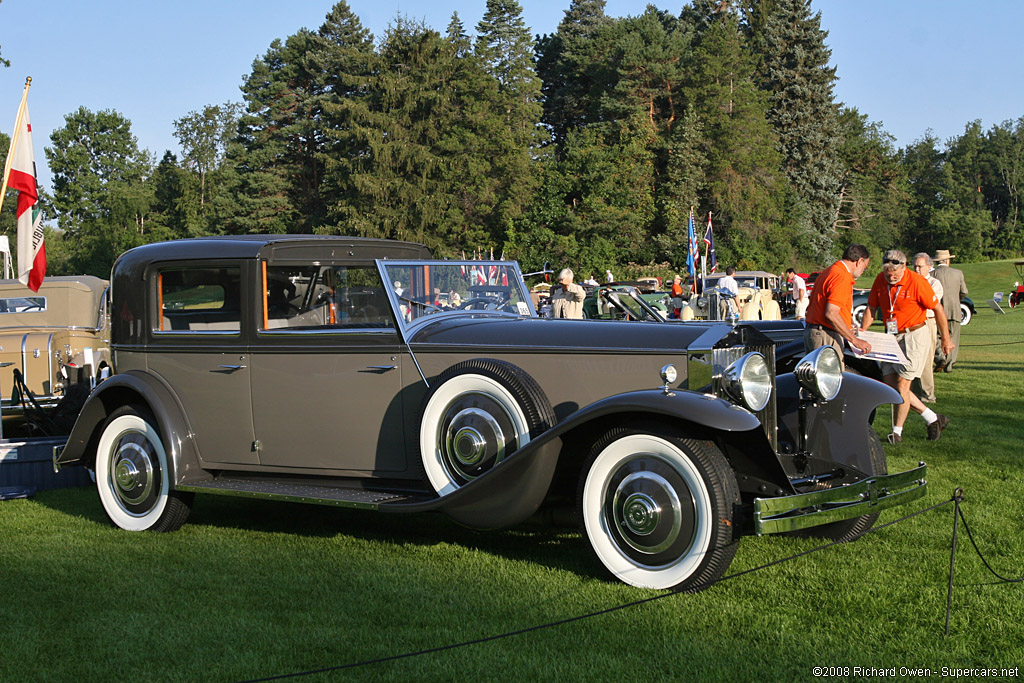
[712,343,778,452]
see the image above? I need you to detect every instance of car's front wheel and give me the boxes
[578,422,739,591]
[95,406,192,532]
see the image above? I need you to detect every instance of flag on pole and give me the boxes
[703,212,717,274]
[2,83,46,292]
[686,208,698,292]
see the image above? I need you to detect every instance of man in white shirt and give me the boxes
[718,267,739,296]
[786,268,808,320]
[911,252,944,403]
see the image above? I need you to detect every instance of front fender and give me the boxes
[777,371,900,476]
[382,389,760,528]
[53,371,200,485]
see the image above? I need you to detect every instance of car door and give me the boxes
[249,262,409,472]
[146,263,258,465]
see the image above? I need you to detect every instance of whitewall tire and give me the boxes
[418,359,554,497]
[95,407,191,532]
[579,423,739,591]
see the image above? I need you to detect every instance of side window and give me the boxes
[157,267,241,333]
[262,264,394,331]
[0,296,46,313]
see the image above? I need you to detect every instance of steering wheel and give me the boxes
[459,297,493,310]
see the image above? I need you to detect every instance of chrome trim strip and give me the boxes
[257,328,398,337]
[753,463,927,535]
[152,330,241,336]
[47,333,53,391]
[0,325,104,332]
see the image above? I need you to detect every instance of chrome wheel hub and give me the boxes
[439,394,519,485]
[110,436,157,510]
[604,456,697,565]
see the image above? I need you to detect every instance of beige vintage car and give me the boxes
[0,276,109,413]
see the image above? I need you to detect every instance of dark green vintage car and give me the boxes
[54,236,925,592]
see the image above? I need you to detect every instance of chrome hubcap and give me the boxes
[451,424,488,466]
[604,455,696,565]
[439,394,519,485]
[109,433,158,512]
[621,490,661,536]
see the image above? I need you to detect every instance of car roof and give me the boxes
[705,271,777,279]
[113,235,432,272]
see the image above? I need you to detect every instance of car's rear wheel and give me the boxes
[959,302,972,326]
[95,406,192,532]
[418,359,555,496]
[578,422,739,591]
[795,428,886,543]
[853,303,868,327]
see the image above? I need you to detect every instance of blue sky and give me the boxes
[3,0,1024,193]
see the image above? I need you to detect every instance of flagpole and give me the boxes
[0,77,33,217]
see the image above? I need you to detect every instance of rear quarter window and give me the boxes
[156,267,241,333]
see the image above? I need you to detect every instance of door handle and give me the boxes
[362,365,397,374]
[217,364,247,371]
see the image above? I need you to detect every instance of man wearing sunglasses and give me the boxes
[862,249,955,444]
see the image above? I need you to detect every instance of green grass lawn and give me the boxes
[2,260,1022,682]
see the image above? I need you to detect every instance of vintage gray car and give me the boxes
[54,236,926,591]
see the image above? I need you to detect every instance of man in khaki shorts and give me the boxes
[861,249,954,444]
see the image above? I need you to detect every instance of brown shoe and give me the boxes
[887,432,902,445]
[927,414,950,441]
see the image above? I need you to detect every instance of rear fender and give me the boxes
[54,371,201,484]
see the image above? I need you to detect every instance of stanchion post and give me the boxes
[945,487,965,636]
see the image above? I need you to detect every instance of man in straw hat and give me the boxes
[931,249,968,372]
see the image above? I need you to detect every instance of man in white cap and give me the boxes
[932,249,968,372]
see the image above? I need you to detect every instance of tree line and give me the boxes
[2,0,1023,280]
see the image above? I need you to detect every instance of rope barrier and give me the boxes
[238,490,1018,682]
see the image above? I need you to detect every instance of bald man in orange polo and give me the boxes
[804,244,873,366]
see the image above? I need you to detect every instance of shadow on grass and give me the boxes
[34,484,600,581]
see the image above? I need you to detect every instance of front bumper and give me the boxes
[753,462,927,535]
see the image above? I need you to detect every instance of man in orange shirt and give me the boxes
[862,249,954,444]
[804,244,873,365]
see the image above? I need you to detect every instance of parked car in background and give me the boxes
[0,276,109,434]
[55,236,926,592]
[1010,260,1024,308]
[852,289,976,327]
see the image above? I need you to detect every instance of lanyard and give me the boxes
[887,284,902,320]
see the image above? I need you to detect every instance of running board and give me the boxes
[177,478,434,510]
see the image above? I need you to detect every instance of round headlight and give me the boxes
[722,352,772,412]
[660,364,677,386]
[795,345,843,401]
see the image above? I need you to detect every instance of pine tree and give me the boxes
[744,0,843,258]
[686,7,785,266]
[474,0,547,233]
[535,0,613,145]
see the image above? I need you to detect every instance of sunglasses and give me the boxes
[883,259,905,266]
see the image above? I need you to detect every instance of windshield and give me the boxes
[380,261,535,330]
[597,287,665,322]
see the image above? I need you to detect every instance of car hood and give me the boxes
[407,314,766,352]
